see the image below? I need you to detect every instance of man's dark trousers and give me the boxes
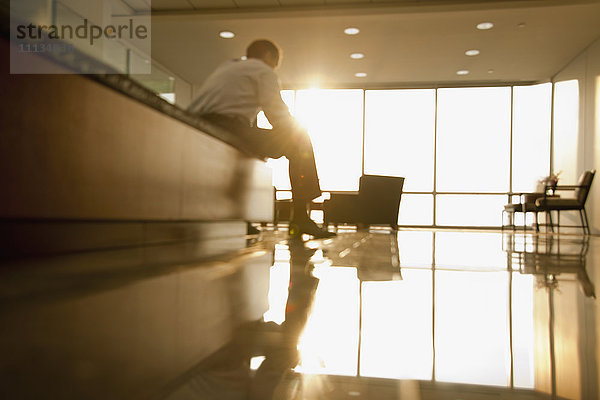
[201,114,322,205]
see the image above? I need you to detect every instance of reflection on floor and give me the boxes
[2,228,599,399]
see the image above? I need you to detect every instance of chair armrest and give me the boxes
[542,184,573,198]
[328,191,360,196]
[552,185,579,190]
[508,192,545,204]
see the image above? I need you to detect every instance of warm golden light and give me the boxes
[262,260,290,324]
[434,231,506,270]
[435,270,511,386]
[596,76,600,136]
[250,356,266,370]
[295,89,363,191]
[553,79,580,184]
[360,274,433,379]
[218,31,235,39]
[477,22,494,30]
[295,267,360,376]
[596,76,600,146]
[263,243,291,325]
[512,273,535,388]
[364,89,435,192]
[512,83,552,193]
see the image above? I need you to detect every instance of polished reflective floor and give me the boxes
[2,228,599,399]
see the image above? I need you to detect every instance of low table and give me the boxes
[502,193,559,231]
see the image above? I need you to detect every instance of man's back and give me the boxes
[188,58,291,129]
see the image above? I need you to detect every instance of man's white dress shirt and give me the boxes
[188,58,294,130]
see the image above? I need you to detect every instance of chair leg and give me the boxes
[583,208,591,235]
[547,211,554,232]
[534,212,539,232]
[503,210,514,231]
[502,210,512,231]
[557,211,560,233]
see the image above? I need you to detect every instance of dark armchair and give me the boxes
[324,175,405,229]
[535,170,595,234]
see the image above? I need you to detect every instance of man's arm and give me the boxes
[257,70,298,132]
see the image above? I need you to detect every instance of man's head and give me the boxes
[246,39,281,69]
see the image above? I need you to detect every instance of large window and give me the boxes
[267,84,553,228]
[436,195,507,227]
[364,90,436,226]
[436,87,511,193]
[295,89,364,191]
[364,89,435,192]
[553,80,580,184]
[266,89,364,192]
[435,87,512,227]
[512,84,552,192]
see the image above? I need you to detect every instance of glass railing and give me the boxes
[10,0,181,105]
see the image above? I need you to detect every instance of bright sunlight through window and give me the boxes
[295,89,363,191]
[260,84,554,228]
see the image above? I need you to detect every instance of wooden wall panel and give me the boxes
[0,38,273,222]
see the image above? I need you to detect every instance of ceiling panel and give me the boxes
[189,0,238,8]
[151,0,195,10]
[150,1,600,87]
[122,0,151,12]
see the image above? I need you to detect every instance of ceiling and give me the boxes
[148,0,600,88]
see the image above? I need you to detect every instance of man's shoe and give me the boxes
[289,219,336,239]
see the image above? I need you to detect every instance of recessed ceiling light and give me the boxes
[477,22,494,30]
[344,27,360,35]
[488,69,495,74]
[465,49,480,56]
[456,70,470,75]
[241,56,247,60]
[219,31,235,39]
[355,72,367,78]
[518,22,526,28]
[350,53,364,59]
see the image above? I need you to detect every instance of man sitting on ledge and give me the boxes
[188,39,335,239]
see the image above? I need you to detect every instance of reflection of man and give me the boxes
[249,238,319,399]
[160,238,321,400]
[188,39,334,238]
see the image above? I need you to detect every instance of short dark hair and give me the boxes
[246,39,281,63]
